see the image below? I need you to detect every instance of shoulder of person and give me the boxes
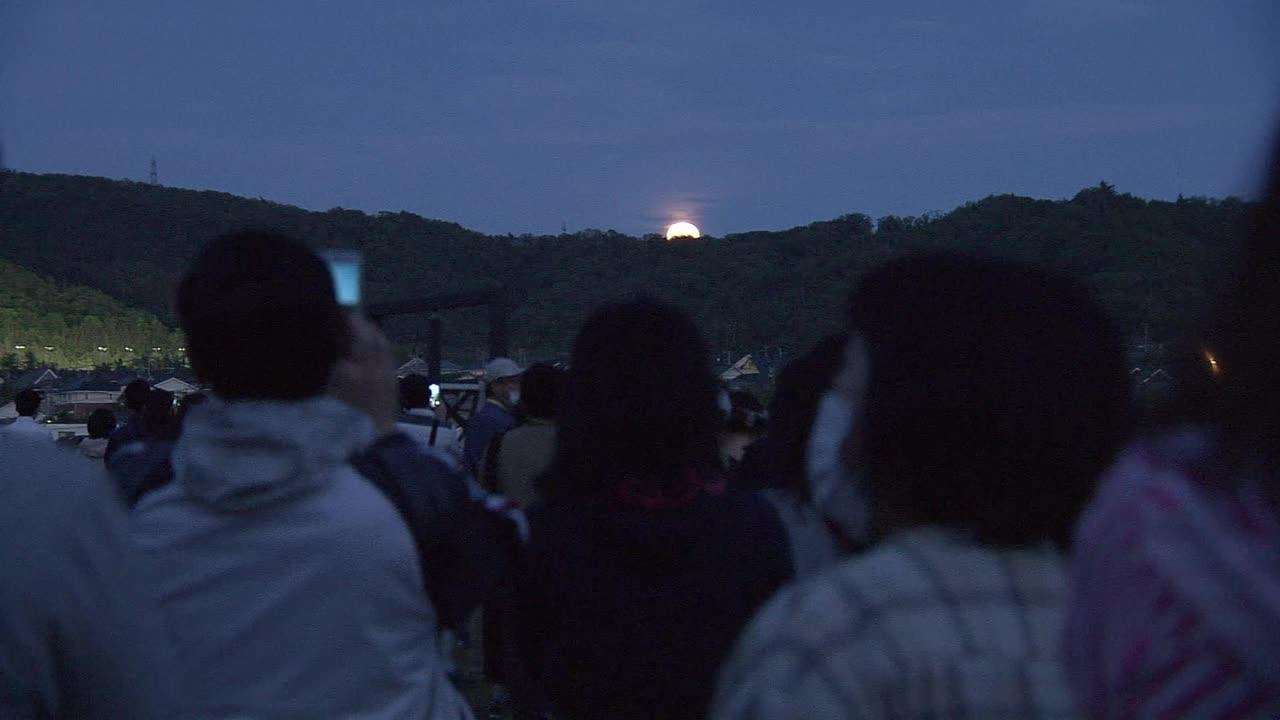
[397,412,436,427]
[710,557,882,720]
[713,487,795,532]
[354,433,471,509]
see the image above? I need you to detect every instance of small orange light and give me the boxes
[1204,350,1221,375]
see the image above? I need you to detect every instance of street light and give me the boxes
[1204,349,1221,376]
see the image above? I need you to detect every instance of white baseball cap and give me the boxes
[484,357,523,381]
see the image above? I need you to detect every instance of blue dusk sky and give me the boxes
[2,1,1277,236]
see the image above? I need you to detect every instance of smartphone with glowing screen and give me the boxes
[320,249,362,307]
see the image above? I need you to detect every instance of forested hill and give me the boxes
[0,170,1250,361]
[0,258,183,369]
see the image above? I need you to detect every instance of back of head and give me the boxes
[142,389,176,440]
[87,408,117,439]
[520,363,566,420]
[550,297,721,497]
[178,230,345,401]
[1206,137,1280,485]
[399,374,432,410]
[172,392,207,438]
[123,379,151,413]
[726,390,767,435]
[746,334,847,496]
[850,252,1132,548]
[14,389,41,417]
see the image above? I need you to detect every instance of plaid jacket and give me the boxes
[712,527,1077,719]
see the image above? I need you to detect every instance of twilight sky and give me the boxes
[2,1,1277,236]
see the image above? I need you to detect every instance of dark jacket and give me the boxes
[516,488,793,720]
[106,440,175,507]
[463,400,516,473]
[353,432,518,630]
[103,415,145,462]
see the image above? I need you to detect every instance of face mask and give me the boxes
[806,391,852,502]
[806,390,869,546]
[508,390,521,407]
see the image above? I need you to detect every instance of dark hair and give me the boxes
[15,389,41,417]
[520,363,566,420]
[546,297,721,497]
[142,389,176,440]
[1204,136,1280,491]
[849,252,1133,548]
[123,379,151,412]
[726,390,767,435]
[177,230,346,400]
[86,408,116,439]
[400,374,432,409]
[735,334,847,497]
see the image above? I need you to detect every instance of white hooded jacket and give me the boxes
[131,395,473,719]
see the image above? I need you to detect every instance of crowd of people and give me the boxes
[3,148,1280,719]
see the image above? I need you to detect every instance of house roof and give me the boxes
[719,354,762,381]
[154,377,198,393]
[158,367,197,383]
[60,370,143,392]
[398,357,467,377]
[397,357,429,374]
[10,368,59,390]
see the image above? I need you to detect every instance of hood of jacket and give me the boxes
[172,395,375,512]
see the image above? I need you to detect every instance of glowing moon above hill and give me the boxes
[666,222,701,240]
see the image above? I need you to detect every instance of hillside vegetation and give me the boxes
[0,258,183,369]
[0,171,1249,362]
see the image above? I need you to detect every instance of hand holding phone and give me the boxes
[327,311,397,435]
[320,249,363,307]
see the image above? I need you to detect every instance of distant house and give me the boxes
[38,370,144,417]
[397,357,468,379]
[41,373,121,417]
[43,388,121,417]
[720,354,761,382]
[154,376,200,396]
[9,367,60,391]
[154,367,198,385]
[396,357,431,377]
[1139,368,1172,386]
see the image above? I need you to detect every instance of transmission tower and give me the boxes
[149,155,158,185]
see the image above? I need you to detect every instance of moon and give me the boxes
[666,221,702,240]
